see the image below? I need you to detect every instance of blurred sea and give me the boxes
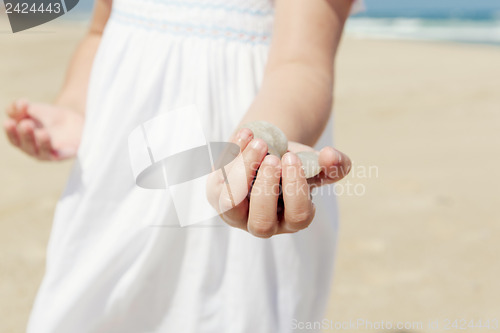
[67,0,500,45]
[347,0,500,45]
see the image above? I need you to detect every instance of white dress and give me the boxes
[28,1,363,332]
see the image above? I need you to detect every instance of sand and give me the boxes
[327,38,500,332]
[0,19,499,333]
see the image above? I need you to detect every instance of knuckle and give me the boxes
[286,209,314,230]
[220,210,246,230]
[249,219,276,238]
[37,137,50,147]
[284,174,302,185]
[246,159,260,175]
[258,178,280,193]
[282,179,308,197]
[17,125,27,135]
[221,215,240,229]
[18,125,32,136]
[218,195,235,214]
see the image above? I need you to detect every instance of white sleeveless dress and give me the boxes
[28,1,364,332]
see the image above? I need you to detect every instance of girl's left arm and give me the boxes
[239,0,353,146]
[212,0,354,238]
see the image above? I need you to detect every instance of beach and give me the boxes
[1,21,499,332]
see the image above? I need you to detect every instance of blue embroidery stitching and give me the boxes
[111,9,272,45]
[144,0,274,16]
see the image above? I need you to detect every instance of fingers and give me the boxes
[280,152,315,233]
[3,99,74,161]
[35,129,55,161]
[6,99,29,121]
[248,155,281,238]
[206,128,253,219]
[4,118,20,146]
[6,118,55,160]
[4,99,30,147]
[213,128,254,212]
[213,129,352,238]
[308,147,352,187]
[219,137,268,229]
[18,119,38,156]
[234,127,253,151]
[221,127,253,175]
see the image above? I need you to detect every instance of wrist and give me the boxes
[54,93,85,115]
[245,65,333,145]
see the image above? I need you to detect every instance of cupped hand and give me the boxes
[3,99,84,161]
[207,127,352,238]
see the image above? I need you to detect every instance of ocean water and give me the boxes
[67,0,500,45]
[347,0,500,45]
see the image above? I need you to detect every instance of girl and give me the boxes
[4,0,362,331]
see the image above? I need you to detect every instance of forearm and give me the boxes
[238,0,351,147]
[54,32,102,115]
[240,62,334,147]
[54,0,111,114]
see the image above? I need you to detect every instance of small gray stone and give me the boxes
[242,121,321,179]
[242,121,288,158]
[297,151,321,178]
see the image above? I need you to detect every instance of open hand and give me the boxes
[3,99,84,161]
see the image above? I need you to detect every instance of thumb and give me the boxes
[308,146,352,187]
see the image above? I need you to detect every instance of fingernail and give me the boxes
[237,128,252,144]
[264,154,280,166]
[331,148,342,164]
[283,152,298,165]
[251,138,266,151]
[15,99,28,110]
[323,147,341,164]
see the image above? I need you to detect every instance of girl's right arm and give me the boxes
[56,0,113,114]
[3,0,113,161]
